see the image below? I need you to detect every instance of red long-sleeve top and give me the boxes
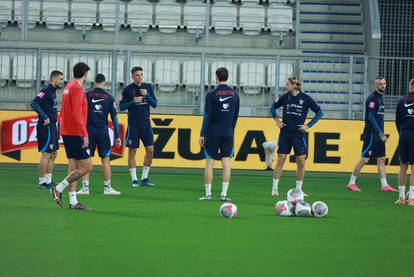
[60,80,88,137]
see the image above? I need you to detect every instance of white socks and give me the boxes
[142,166,150,180]
[69,192,78,205]
[272,179,279,190]
[205,184,212,196]
[409,186,414,200]
[296,180,303,190]
[39,176,46,185]
[45,173,52,184]
[221,182,229,196]
[349,175,357,185]
[380,178,388,188]
[104,180,111,188]
[82,180,89,188]
[399,186,405,198]
[56,179,69,193]
[129,168,137,181]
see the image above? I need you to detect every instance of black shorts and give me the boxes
[89,131,111,158]
[277,132,307,156]
[204,135,234,160]
[398,133,414,164]
[37,122,59,153]
[125,123,154,148]
[62,135,91,160]
[361,132,385,159]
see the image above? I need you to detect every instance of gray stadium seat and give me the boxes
[267,4,293,35]
[99,1,125,32]
[0,0,12,28]
[267,62,294,89]
[13,54,37,88]
[240,62,265,94]
[155,0,181,33]
[211,2,237,35]
[97,56,124,87]
[0,54,10,87]
[43,1,69,30]
[183,2,207,34]
[182,60,208,91]
[239,3,265,36]
[41,55,66,81]
[127,0,153,32]
[14,0,41,29]
[155,59,180,92]
[210,61,237,87]
[71,1,97,31]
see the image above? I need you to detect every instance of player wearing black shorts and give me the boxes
[120,66,157,188]
[31,70,64,189]
[395,78,414,206]
[199,67,240,201]
[269,76,323,197]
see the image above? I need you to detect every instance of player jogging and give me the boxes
[270,76,323,196]
[199,67,240,201]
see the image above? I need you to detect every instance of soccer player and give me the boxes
[270,76,323,196]
[77,74,122,196]
[262,140,276,171]
[120,66,157,187]
[199,67,240,201]
[347,76,397,192]
[394,78,414,206]
[51,62,92,210]
[31,70,64,189]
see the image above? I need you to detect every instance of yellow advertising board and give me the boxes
[0,110,401,173]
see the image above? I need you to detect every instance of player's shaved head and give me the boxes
[50,70,64,88]
[375,76,386,93]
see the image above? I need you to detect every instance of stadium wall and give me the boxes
[0,110,401,174]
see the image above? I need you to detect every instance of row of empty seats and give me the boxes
[0,53,293,94]
[0,0,293,35]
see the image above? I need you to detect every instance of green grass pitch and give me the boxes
[0,164,413,277]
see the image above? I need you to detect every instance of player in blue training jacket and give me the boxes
[120,66,157,188]
[347,76,397,192]
[269,76,323,197]
[199,67,240,201]
[31,70,64,189]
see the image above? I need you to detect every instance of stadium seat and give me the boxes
[155,59,180,92]
[41,55,66,81]
[239,3,265,36]
[0,54,10,87]
[0,0,12,28]
[13,54,37,88]
[183,2,207,34]
[43,1,69,30]
[155,0,181,33]
[211,2,237,35]
[97,56,124,87]
[267,4,293,35]
[70,55,96,83]
[99,1,125,32]
[71,1,97,31]
[127,0,153,32]
[14,0,41,29]
[267,62,294,89]
[182,60,208,92]
[130,57,153,83]
[210,61,237,87]
[240,62,265,94]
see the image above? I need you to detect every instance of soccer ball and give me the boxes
[275,200,294,216]
[219,202,238,219]
[287,188,304,204]
[312,201,328,218]
[295,200,312,217]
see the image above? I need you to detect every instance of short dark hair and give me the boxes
[49,70,63,81]
[376,76,385,81]
[215,67,228,82]
[73,62,90,79]
[131,66,143,74]
[95,73,106,83]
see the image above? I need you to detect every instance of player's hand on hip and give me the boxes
[140,89,147,96]
[298,125,309,132]
[274,118,286,129]
[43,118,50,126]
[199,136,205,147]
[82,136,89,148]
[115,138,122,147]
[379,133,387,143]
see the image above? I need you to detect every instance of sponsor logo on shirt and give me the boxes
[404,102,414,108]
[219,96,232,102]
[92,98,104,103]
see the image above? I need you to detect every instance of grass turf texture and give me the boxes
[0,164,413,277]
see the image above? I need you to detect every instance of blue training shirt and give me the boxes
[86,88,120,138]
[364,90,385,135]
[270,91,323,135]
[119,82,157,125]
[200,84,240,137]
[395,91,414,134]
[31,84,58,124]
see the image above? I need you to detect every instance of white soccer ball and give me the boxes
[287,188,304,204]
[312,201,328,218]
[275,200,294,216]
[295,200,312,217]
[219,202,238,219]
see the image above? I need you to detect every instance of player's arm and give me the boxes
[367,99,385,136]
[71,90,88,138]
[305,98,324,128]
[199,93,212,147]
[31,92,49,125]
[395,99,403,133]
[119,88,135,111]
[146,85,157,108]
[109,98,120,139]
[269,95,285,128]
[232,95,240,130]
